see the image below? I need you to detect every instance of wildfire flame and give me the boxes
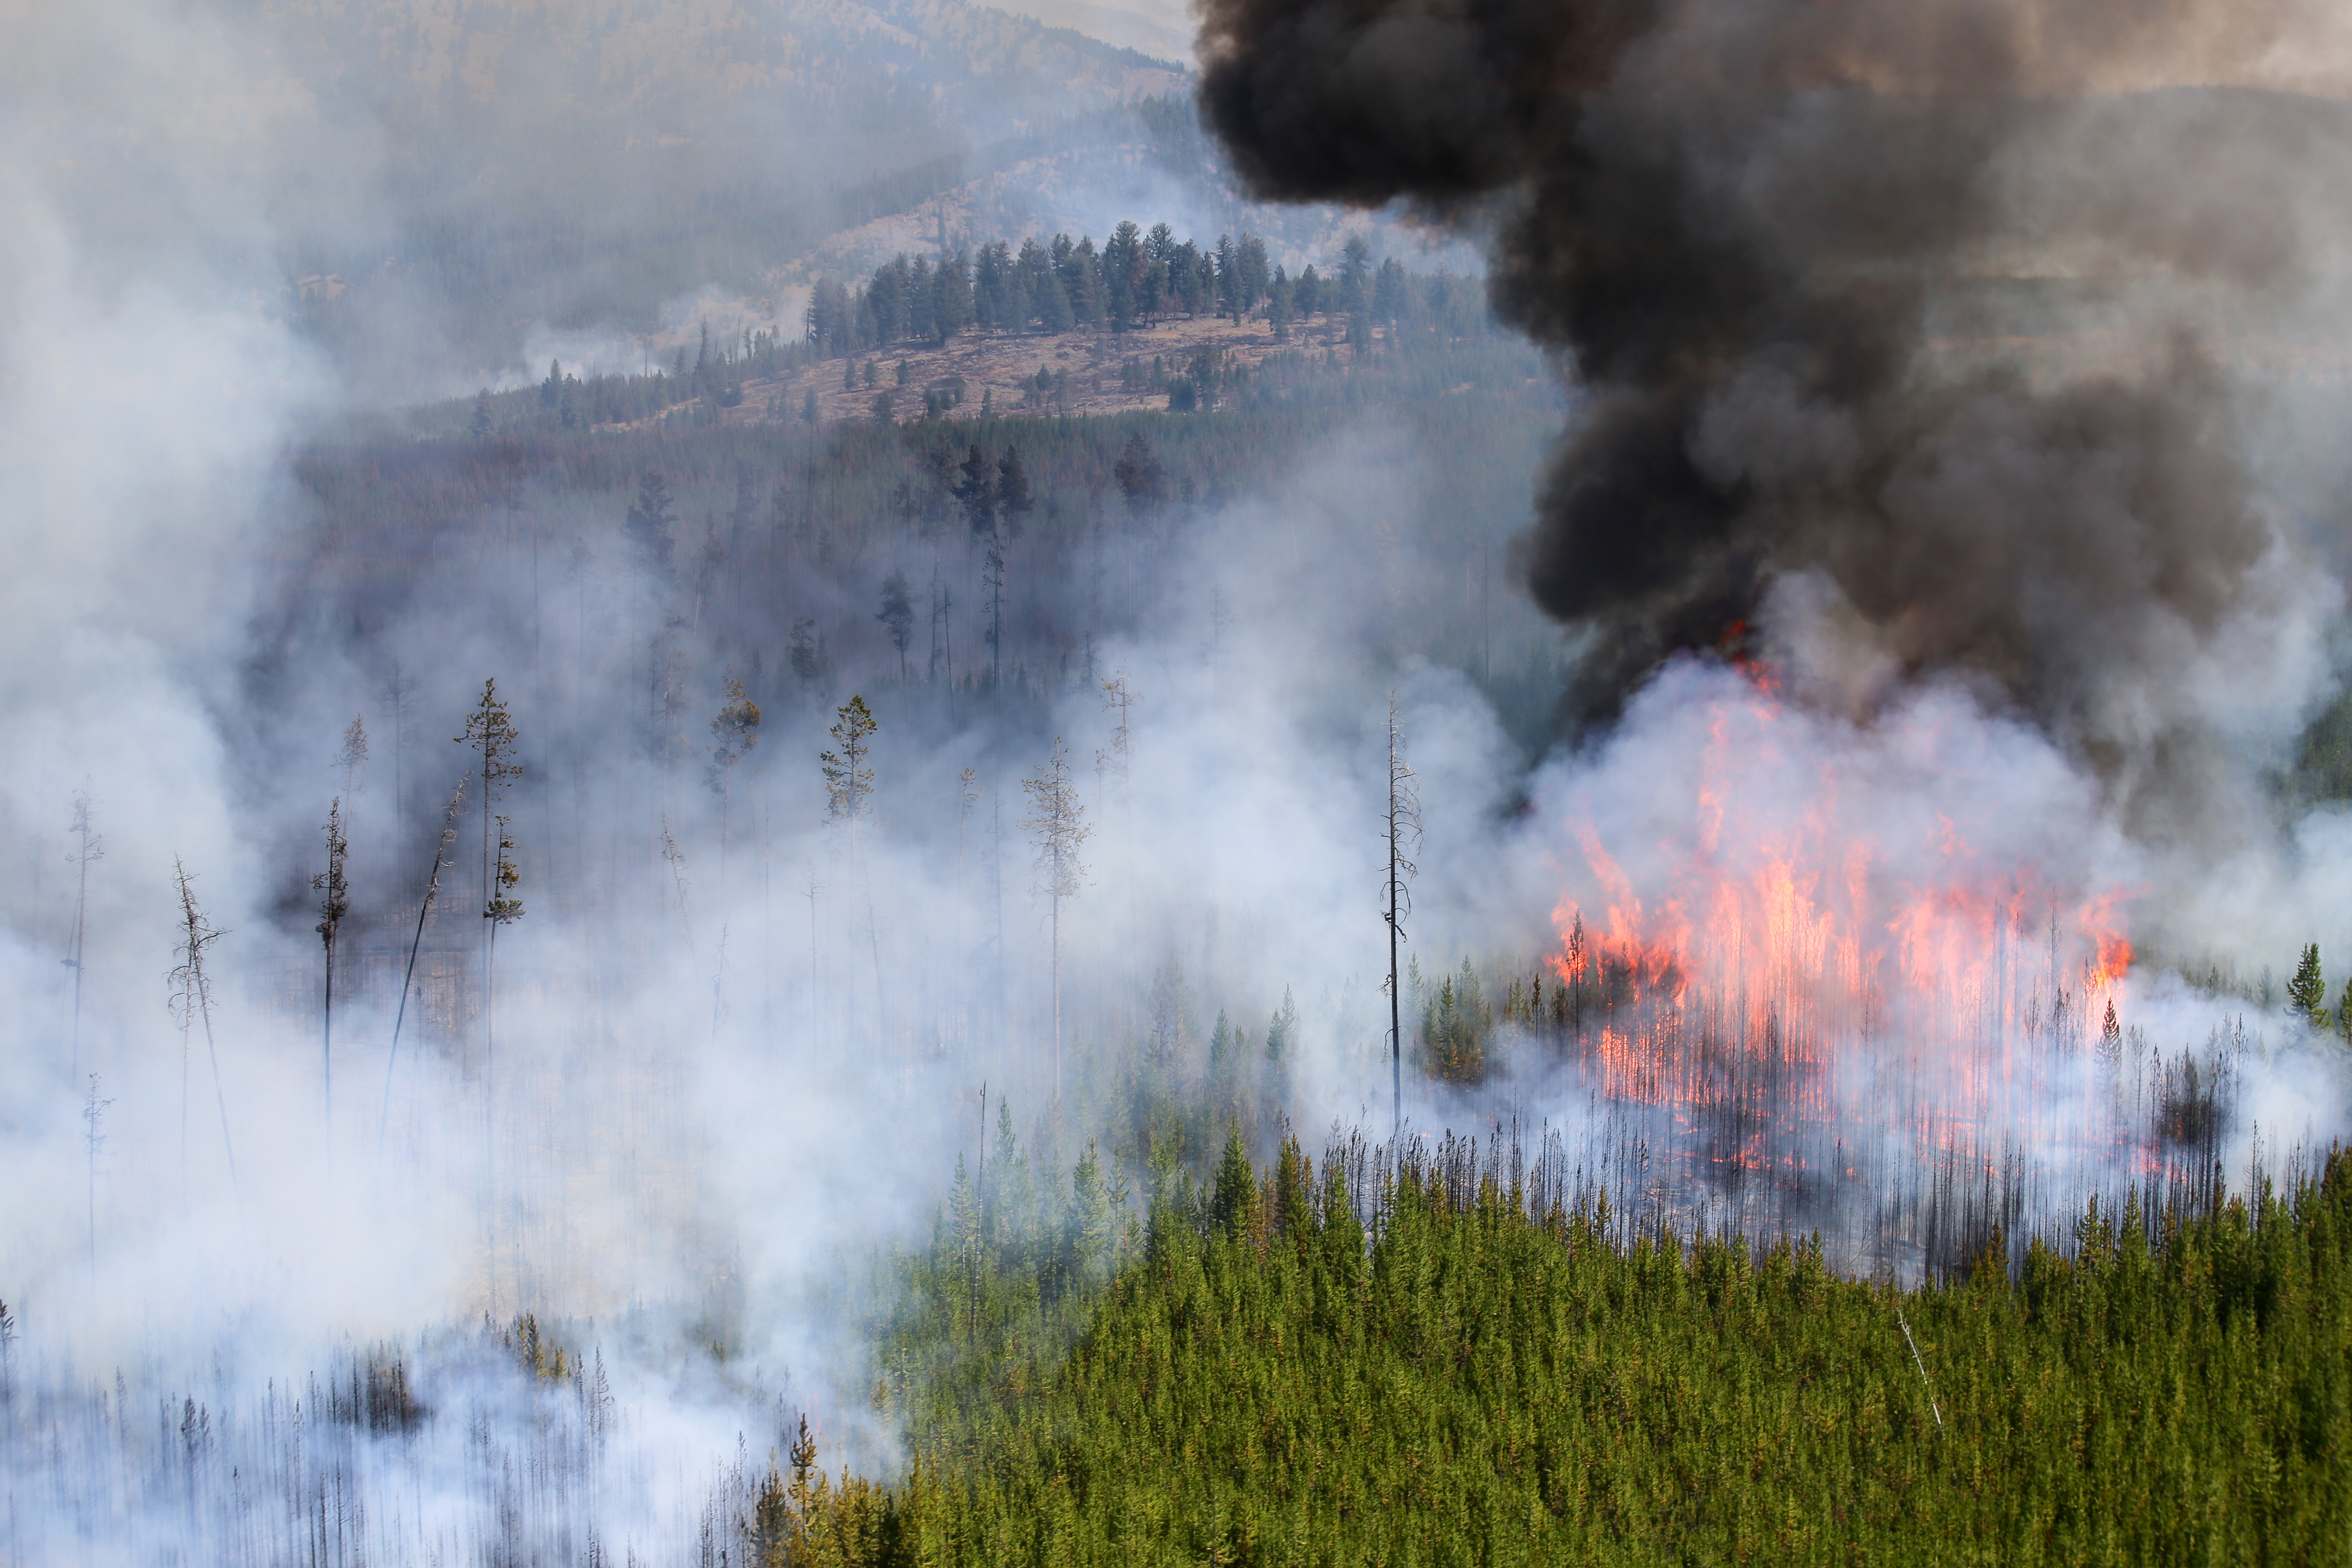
[1546,666,2134,1172]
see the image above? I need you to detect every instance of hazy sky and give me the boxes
[998,0,1196,61]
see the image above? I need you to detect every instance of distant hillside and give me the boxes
[246,0,1194,380]
[270,0,1184,141]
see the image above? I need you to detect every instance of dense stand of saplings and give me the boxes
[746,1121,2350,1567]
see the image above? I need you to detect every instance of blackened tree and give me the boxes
[312,798,350,1124]
[456,679,523,1069]
[382,775,466,1153]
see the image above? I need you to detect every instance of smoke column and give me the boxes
[1199,0,2348,827]
[1199,0,2352,1266]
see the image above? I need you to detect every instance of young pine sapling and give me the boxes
[820,696,878,828]
[2288,943,2328,1032]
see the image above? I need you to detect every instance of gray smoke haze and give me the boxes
[0,9,1553,1547]
[4,0,2352,1561]
[1199,0,2352,831]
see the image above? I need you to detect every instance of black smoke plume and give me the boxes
[1200,0,2345,808]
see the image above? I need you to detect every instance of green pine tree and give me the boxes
[2288,942,2326,1026]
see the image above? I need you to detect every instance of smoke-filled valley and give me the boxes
[8,0,2352,1562]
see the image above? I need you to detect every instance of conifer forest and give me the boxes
[6,2,2352,1564]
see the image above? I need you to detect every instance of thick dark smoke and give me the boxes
[1200,0,2348,806]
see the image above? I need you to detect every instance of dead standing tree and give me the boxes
[82,1073,110,1297]
[312,799,351,1127]
[65,784,103,1080]
[660,812,695,954]
[457,682,522,1291]
[381,775,467,1154]
[1381,693,1421,1138]
[456,680,524,1071]
[168,857,234,1183]
[1021,737,1090,1104]
[1097,672,1139,792]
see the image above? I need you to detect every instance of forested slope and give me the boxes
[770,1131,2352,1566]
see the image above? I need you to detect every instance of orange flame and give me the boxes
[1547,676,2132,1164]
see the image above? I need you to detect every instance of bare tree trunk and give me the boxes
[1383,695,1419,1139]
[67,786,101,1081]
[381,776,466,1156]
[1389,845,1401,1137]
[317,799,349,1133]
